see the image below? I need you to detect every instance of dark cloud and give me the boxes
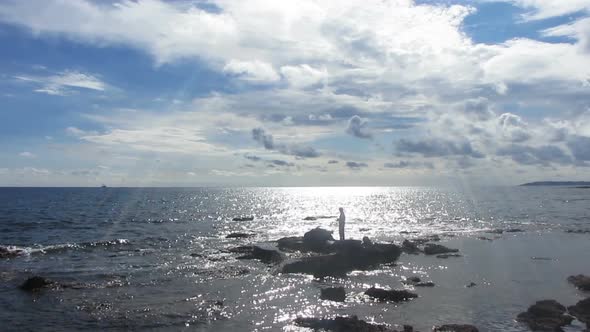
[328,160,339,164]
[395,138,485,158]
[383,161,434,169]
[461,97,494,120]
[251,128,320,158]
[496,144,572,165]
[567,135,590,161]
[244,155,262,162]
[346,115,372,139]
[346,161,368,169]
[270,159,295,167]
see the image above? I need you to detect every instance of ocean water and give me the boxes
[0,187,589,331]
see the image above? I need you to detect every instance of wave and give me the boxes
[0,239,130,257]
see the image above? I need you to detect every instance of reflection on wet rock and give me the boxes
[365,287,418,302]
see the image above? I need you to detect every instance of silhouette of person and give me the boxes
[338,207,345,241]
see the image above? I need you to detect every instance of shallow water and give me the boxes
[0,187,589,331]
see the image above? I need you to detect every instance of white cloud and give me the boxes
[504,0,590,20]
[18,151,36,158]
[280,64,327,87]
[65,126,86,136]
[14,70,106,95]
[223,59,280,82]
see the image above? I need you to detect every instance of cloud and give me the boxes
[345,161,368,169]
[14,70,106,95]
[223,60,280,82]
[346,115,372,139]
[384,161,434,169]
[503,0,590,20]
[567,135,590,161]
[270,159,295,167]
[244,155,262,162]
[327,160,339,164]
[65,126,86,136]
[395,138,485,158]
[496,144,573,165]
[18,151,36,158]
[280,64,327,88]
[498,113,531,142]
[251,127,320,158]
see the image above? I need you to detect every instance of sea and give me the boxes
[0,186,589,331]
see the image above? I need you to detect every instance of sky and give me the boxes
[0,0,589,187]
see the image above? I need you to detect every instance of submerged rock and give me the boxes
[403,276,435,287]
[565,229,590,234]
[281,241,401,278]
[295,316,397,332]
[437,253,462,259]
[568,275,590,291]
[424,244,459,255]
[466,282,477,288]
[517,300,573,331]
[477,237,493,241]
[433,324,479,332]
[232,216,254,222]
[230,246,283,264]
[365,287,418,302]
[19,276,54,291]
[568,297,590,328]
[320,287,346,302]
[226,232,254,239]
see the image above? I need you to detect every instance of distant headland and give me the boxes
[520,181,590,187]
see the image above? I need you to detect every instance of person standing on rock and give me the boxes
[338,207,346,240]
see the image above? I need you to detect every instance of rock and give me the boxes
[505,228,524,233]
[0,246,23,259]
[402,240,422,254]
[230,246,283,264]
[281,242,401,278]
[477,237,493,241]
[363,236,373,245]
[531,257,554,261]
[320,287,346,302]
[303,227,335,252]
[19,276,54,291]
[295,316,396,332]
[406,276,421,283]
[415,282,435,287]
[433,324,479,332]
[568,275,590,291]
[226,232,254,239]
[565,229,590,234]
[232,216,254,222]
[517,300,573,331]
[303,216,317,220]
[568,298,590,328]
[486,229,504,234]
[365,287,418,302]
[466,282,477,288]
[424,244,459,255]
[277,236,307,252]
[412,235,441,244]
[436,254,462,259]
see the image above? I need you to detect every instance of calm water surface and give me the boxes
[0,187,589,331]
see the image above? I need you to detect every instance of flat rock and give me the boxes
[424,244,459,255]
[19,276,54,291]
[433,324,479,332]
[281,241,401,278]
[436,253,462,259]
[365,287,418,302]
[232,216,254,222]
[565,229,590,234]
[295,316,397,332]
[402,240,422,254]
[226,232,254,239]
[230,246,283,264]
[517,300,573,331]
[568,297,590,328]
[320,287,346,302]
[568,275,590,291]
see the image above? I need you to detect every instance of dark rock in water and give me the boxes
[277,236,308,252]
[486,229,504,234]
[531,257,554,261]
[466,282,477,288]
[281,241,401,278]
[320,287,346,302]
[415,282,435,287]
[303,216,317,220]
[365,287,418,302]
[433,324,479,332]
[565,229,590,234]
[19,276,54,291]
[406,276,421,283]
[568,275,590,291]
[477,237,493,241]
[303,227,335,252]
[399,231,419,235]
[295,315,396,332]
[436,253,462,259]
[424,244,459,255]
[0,246,23,259]
[412,235,441,244]
[232,216,254,222]
[362,236,373,245]
[568,297,590,328]
[505,228,524,233]
[517,300,573,331]
[402,240,422,254]
[226,232,254,239]
[230,246,283,264]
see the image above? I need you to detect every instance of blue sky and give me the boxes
[0,0,589,186]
